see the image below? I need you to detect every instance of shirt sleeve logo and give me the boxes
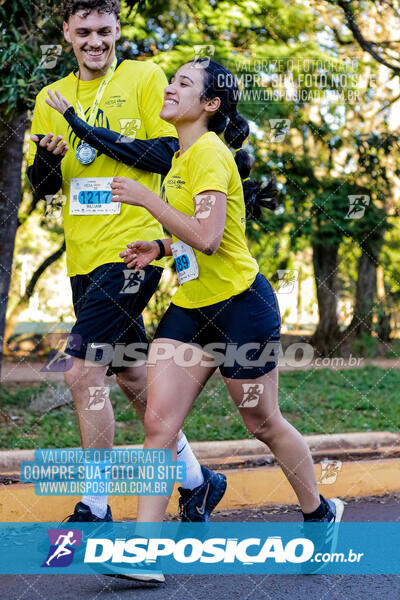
[117,118,142,143]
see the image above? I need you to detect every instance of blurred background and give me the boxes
[0,0,399,448]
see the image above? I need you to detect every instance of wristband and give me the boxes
[155,239,165,259]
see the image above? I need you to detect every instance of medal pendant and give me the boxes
[76,142,96,165]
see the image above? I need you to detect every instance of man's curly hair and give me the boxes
[61,0,121,22]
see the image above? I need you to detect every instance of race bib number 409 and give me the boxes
[171,240,199,284]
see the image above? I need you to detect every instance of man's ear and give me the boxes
[63,21,71,43]
[115,20,121,41]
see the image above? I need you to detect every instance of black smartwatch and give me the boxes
[155,239,165,259]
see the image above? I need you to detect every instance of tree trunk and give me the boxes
[0,112,27,379]
[4,240,66,348]
[311,241,341,355]
[347,249,377,337]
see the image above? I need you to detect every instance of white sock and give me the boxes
[81,494,108,519]
[176,433,204,490]
[81,460,109,518]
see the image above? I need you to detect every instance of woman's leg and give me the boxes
[137,339,216,522]
[224,367,320,513]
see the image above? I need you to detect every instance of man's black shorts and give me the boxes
[65,262,163,373]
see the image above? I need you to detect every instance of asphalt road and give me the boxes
[1,495,399,600]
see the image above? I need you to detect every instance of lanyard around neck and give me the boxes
[75,57,118,126]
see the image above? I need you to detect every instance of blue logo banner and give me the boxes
[0,522,398,574]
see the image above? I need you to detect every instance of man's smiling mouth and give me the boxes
[84,49,106,57]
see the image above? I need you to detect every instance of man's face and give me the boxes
[63,10,121,74]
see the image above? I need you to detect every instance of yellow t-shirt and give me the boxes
[28,59,176,276]
[162,131,259,308]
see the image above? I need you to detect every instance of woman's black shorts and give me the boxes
[154,272,281,379]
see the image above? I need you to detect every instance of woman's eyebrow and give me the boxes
[169,74,195,84]
[180,75,194,84]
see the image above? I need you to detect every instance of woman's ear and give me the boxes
[204,96,221,115]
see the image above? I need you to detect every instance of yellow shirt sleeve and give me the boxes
[27,88,53,167]
[140,64,177,139]
[188,144,231,197]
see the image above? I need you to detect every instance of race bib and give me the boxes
[70,178,121,215]
[171,240,199,284]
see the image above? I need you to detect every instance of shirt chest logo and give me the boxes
[104,95,127,108]
[166,175,186,189]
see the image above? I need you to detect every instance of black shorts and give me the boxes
[154,272,281,379]
[65,263,162,374]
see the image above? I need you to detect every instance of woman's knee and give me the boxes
[143,409,159,436]
[143,409,177,444]
[244,412,286,443]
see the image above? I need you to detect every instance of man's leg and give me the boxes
[115,363,147,422]
[64,357,112,448]
[64,356,112,518]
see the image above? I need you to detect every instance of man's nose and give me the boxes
[87,33,102,47]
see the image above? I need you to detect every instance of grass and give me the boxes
[0,367,399,450]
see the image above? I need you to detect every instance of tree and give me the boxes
[332,0,400,74]
[4,240,66,347]
[0,0,74,374]
[345,133,396,338]
[3,0,400,369]
[0,112,26,371]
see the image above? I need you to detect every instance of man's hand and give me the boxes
[30,133,68,156]
[45,89,73,116]
[120,241,160,269]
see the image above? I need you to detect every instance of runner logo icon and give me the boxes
[42,529,82,567]
[86,387,109,411]
[121,269,145,294]
[239,384,264,408]
[318,460,343,484]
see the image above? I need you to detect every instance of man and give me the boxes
[27,0,226,542]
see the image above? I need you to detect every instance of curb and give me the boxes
[1,458,399,522]
[1,431,399,472]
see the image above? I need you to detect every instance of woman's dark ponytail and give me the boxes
[192,58,278,220]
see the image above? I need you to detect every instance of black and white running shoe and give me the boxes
[303,496,344,574]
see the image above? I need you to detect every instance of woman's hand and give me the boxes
[111,177,150,207]
[45,90,72,115]
[30,132,68,156]
[120,241,160,269]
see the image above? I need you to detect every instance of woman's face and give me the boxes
[160,63,220,125]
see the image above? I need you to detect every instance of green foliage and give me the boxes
[1,366,398,449]
[352,333,380,358]
[0,0,75,120]
[2,0,400,338]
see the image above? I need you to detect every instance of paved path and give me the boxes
[1,495,399,600]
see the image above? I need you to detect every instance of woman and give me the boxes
[111,58,343,530]
[46,59,343,528]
